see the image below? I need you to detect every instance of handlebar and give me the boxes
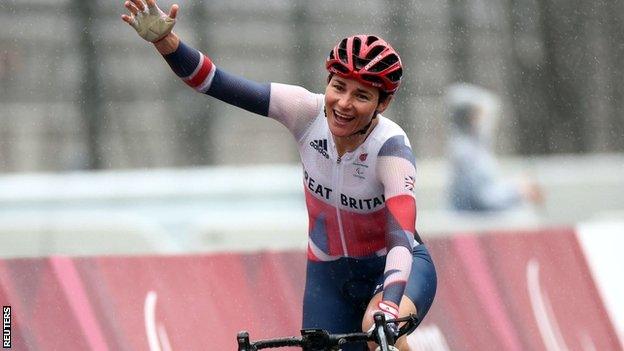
[237,312,418,351]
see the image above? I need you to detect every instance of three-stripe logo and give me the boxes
[315,139,327,151]
[310,139,329,159]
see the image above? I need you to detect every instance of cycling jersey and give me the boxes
[162,41,436,330]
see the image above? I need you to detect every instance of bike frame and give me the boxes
[237,312,418,351]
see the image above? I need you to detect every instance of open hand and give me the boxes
[121,0,178,42]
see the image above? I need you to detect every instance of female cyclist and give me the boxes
[122,1,437,350]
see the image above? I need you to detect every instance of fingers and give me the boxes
[121,1,139,28]
[168,4,178,19]
[144,0,156,8]
[129,0,146,12]
[124,0,140,16]
[120,14,138,28]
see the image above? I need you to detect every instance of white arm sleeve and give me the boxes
[268,83,324,141]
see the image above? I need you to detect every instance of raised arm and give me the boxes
[121,0,320,139]
[376,135,422,314]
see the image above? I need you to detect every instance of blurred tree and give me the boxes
[538,0,590,153]
[75,0,105,169]
[170,0,217,165]
[506,0,593,154]
[385,0,411,134]
[449,0,472,83]
[604,0,624,150]
[292,0,314,91]
[505,0,552,154]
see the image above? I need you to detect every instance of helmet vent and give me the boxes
[366,36,379,45]
[368,53,400,73]
[383,53,399,67]
[330,63,349,74]
[354,57,369,70]
[338,39,349,62]
[352,37,362,56]
[366,46,385,60]
[387,68,403,82]
[367,62,385,73]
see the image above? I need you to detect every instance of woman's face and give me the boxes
[324,76,391,137]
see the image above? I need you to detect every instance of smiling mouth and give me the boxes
[334,110,355,124]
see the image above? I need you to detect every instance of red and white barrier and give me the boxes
[0,226,622,350]
[577,221,624,349]
[416,227,621,351]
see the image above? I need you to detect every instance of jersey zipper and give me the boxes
[333,155,348,257]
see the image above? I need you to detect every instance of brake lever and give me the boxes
[394,314,419,336]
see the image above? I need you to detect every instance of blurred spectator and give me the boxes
[445,83,543,213]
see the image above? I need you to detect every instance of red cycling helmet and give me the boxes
[325,34,403,94]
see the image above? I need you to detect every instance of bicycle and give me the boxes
[237,312,418,351]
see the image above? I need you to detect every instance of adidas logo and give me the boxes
[314,139,328,151]
[309,139,329,159]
